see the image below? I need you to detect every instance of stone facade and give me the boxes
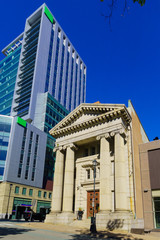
[0,182,52,219]
[46,102,148,231]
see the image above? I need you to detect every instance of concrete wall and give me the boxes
[128,100,149,220]
[4,117,47,188]
[139,140,160,230]
[148,148,160,189]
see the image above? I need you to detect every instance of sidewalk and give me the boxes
[16,221,160,240]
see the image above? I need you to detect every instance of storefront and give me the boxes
[37,200,51,214]
[12,198,32,219]
[11,198,51,219]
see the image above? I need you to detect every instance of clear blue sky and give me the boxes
[0,0,159,141]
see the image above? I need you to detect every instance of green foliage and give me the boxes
[133,0,146,6]
[100,0,146,6]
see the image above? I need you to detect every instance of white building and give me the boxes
[46,101,148,232]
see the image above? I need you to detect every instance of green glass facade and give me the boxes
[0,46,21,115]
[0,115,12,181]
[43,93,69,188]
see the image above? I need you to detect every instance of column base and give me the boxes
[96,211,134,231]
[45,211,75,225]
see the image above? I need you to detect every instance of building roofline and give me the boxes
[0,114,13,119]
[1,3,86,66]
[2,32,24,56]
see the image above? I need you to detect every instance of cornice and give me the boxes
[50,106,131,138]
[49,103,127,134]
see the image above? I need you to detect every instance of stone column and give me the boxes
[115,131,129,211]
[51,147,65,212]
[62,144,75,212]
[99,134,111,212]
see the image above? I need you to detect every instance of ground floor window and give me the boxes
[12,198,32,220]
[154,197,160,228]
[36,200,51,214]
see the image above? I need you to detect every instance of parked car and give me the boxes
[24,210,45,222]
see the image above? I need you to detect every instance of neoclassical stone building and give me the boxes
[46,101,148,231]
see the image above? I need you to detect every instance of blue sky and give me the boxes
[0,0,159,141]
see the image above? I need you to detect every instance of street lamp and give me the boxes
[5,183,13,219]
[90,159,97,233]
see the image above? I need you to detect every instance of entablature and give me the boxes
[55,120,127,148]
[49,104,131,138]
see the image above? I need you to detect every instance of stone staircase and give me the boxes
[69,218,91,229]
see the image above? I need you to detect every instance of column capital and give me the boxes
[53,146,63,152]
[96,133,110,141]
[96,136,101,141]
[66,143,78,151]
[105,133,110,139]
[112,129,126,138]
[110,131,115,137]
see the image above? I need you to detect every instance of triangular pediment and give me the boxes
[73,113,99,125]
[49,103,131,137]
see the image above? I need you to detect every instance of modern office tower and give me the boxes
[0,114,52,219]
[0,3,85,187]
[0,115,47,187]
[0,34,22,115]
[10,3,86,123]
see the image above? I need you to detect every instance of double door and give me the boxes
[87,191,99,218]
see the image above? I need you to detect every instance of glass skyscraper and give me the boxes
[0,3,86,190]
[33,92,69,188]
[0,46,21,115]
[8,4,86,123]
[0,116,12,180]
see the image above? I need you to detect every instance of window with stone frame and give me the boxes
[22,188,26,195]
[84,148,88,157]
[91,146,96,155]
[38,190,41,197]
[86,169,90,179]
[15,186,19,194]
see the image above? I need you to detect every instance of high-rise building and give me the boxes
[0,3,86,187]
[8,4,86,122]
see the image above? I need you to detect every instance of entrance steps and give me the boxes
[69,218,91,229]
